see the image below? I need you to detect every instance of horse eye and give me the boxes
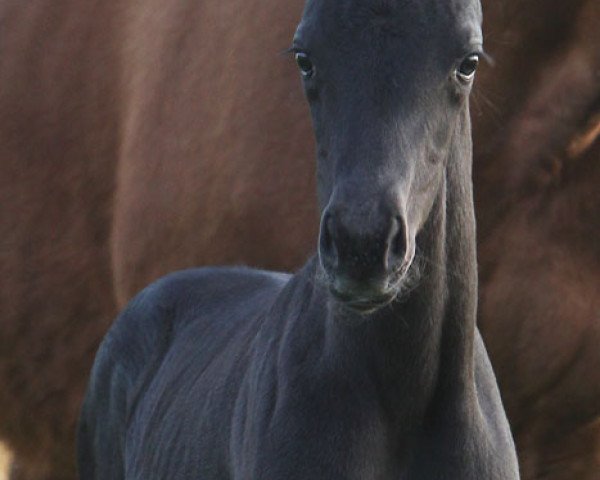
[295,52,314,78]
[456,54,480,83]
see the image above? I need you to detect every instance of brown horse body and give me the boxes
[0,0,598,479]
[0,1,121,477]
[474,1,600,478]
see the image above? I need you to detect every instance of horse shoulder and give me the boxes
[77,267,289,479]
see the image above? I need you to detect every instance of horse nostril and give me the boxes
[387,217,407,271]
[319,213,338,269]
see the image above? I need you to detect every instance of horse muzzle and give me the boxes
[318,203,415,313]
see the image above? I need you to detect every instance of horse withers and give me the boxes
[78,0,519,478]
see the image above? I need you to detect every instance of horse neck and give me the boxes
[434,112,478,402]
[312,112,478,427]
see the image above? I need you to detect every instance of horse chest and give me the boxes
[228,375,485,480]
[233,414,494,480]
[266,370,517,479]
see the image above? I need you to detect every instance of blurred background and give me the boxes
[0,0,598,479]
[0,450,8,480]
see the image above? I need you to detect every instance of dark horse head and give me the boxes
[292,0,483,312]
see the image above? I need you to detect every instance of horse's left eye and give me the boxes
[456,54,480,83]
[295,52,314,79]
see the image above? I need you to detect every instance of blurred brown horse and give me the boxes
[473,1,600,478]
[0,0,598,479]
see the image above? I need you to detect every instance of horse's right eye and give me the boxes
[295,52,314,79]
